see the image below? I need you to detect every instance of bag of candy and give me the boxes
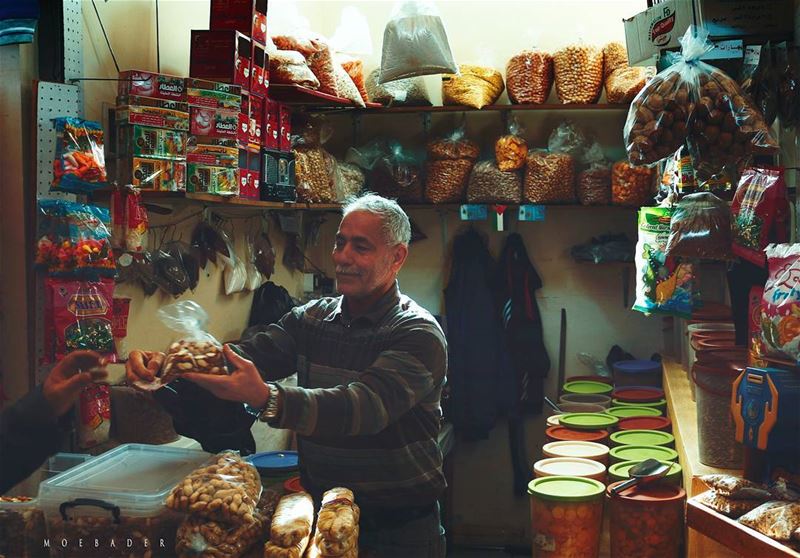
[51,117,108,194]
[761,244,800,365]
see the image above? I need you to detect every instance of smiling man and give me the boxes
[127,193,448,558]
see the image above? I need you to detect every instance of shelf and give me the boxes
[185,193,300,209]
[350,103,631,114]
[687,493,800,558]
[268,84,355,107]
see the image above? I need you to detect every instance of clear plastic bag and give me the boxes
[426,125,478,203]
[577,142,611,206]
[665,192,732,260]
[365,69,431,106]
[267,47,320,89]
[175,512,266,558]
[762,244,800,365]
[495,117,528,171]
[506,49,553,104]
[699,475,773,500]
[552,42,603,104]
[336,54,369,104]
[738,501,800,541]
[776,42,800,128]
[442,64,505,109]
[294,146,336,203]
[697,491,764,519]
[244,238,263,292]
[366,141,424,203]
[334,161,365,201]
[51,117,108,194]
[379,0,457,83]
[548,121,588,160]
[731,166,788,266]
[606,66,648,104]
[333,63,365,107]
[329,6,373,56]
[612,160,656,206]
[305,37,339,97]
[315,488,359,554]
[427,124,479,161]
[603,42,629,80]
[523,150,575,204]
[269,492,314,549]
[466,160,522,204]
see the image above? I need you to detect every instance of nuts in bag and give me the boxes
[333,63,365,107]
[699,475,773,500]
[365,69,431,107]
[425,126,478,204]
[166,452,262,526]
[761,244,800,365]
[427,128,480,161]
[0,496,47,558]
[51,117,107,194]
[495,116,528,171]
[442,64,505,109]
[731,166,789,266]
[577,142,611,206]
[552,43,603,104]
[305,38,339,97]
[336,54,369,104]
[466,161,522,204]
[603,42,649,104]
[366,142,424,203]
[697,491,764,519]
[665,192,732,260]
[738,501,800,541]
[175,513,266,558]
[294,147,336,203]
[77,383,111,449]
[308,487,360,558]
[264,492,314,558]
[603,42,628,80]
[268,48,320,89]
[612,161,656,206]
[334,161,365,201]
[523,150,575,204]
[506,49,553,104]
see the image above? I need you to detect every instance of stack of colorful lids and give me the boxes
[542,441,610,465]
[608,460,682,485]
[533,457,607,482]
[609,430,675,448]
[609,444,679,465]
[611,386,667,416]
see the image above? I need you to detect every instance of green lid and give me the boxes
[613,398,667,410]
[610,429,675,448]
[563,380,614,395]
[559,412,619,430]
[527,475,605,502]
[609,445,679,464]
[606,406,662,418]
[608,460,683,484]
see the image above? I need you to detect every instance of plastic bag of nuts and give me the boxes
[175,512,267,558]
[166,452,262,526]
[606,66,649,104]
[293,146,336,203]
[612,160,656,206]
[467,161,522,204]
[495,117,528,171]
[506,49,553,104]
[523,150,575,204]
[553,42,604,104]
[333,162,364,201]
[368,142,425,203]
[577,142,611,205]
[603,42,629,80]
[0,496,47,558]
[425,126,479,204]
[442,64,505,109]
[665,192,732,260]
[427,127,480,160]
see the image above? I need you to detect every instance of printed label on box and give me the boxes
[119,70,186,101]
[190,107,240,139]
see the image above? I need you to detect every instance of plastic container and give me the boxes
[608,460,682,486]
[559,393,612,408]
[607,481,686,558]
[529,476,605,558]
[684,321,735,371]
[692,358,745,468]
[611,398,667,414]
[546,426,609,445]
[246,450,298,491]
[283,476,305,494]
[559,413,619,431]
[609,429,675,448]
[533,457,607,482]
[546,415,563,427]
[617,416,672,433]
[563,375,613,386]
[609,444,679,465]
[690,347,747,401]
[0,496,47,558]
[611,386,664,404]
[543,441,610,466]
[38,444,212,558]
[612,360,663,388]
[562,380,614,395]
[606,406,661,419]
[552,402,606,414]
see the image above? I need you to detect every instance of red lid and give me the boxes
[695,348,747,364]
[546,426,609,443]
[611,386,665,403]
[563,375,613,386]
[283,476,305,493]
[606,480,686,503]
[695,336,738,351]
[617,416,672,432]
[691,302,732,321]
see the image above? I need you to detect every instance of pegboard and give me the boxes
[63,0,83,82]
[36,82,81,199]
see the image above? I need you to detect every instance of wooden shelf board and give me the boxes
[687,494,800,558]
[184,193,299,209]
[344,103,630,114]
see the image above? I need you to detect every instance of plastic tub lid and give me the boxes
[559,412,619,431]
[533,457,606,479]
[608,460,682,483]
[283,476,305,493]
[613,360,662,375]
[610,429,675,447]
[546,415,562,427]
[555,402,606,414]
[609,445,679,463]
[606,480,686,502]
[563,375,613,385]
[612,399,667,409]
[542,441,610,460]
[37,444,212,516]
[611,386,665,403]
[546,426,609,443]
[562,380,614,395]
[528,476,605,502]
[247,451,299,475]
[607,406,662,418]
[617,416,672,432]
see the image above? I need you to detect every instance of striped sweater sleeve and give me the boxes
[275,325,447,436]
[234,307,301,381]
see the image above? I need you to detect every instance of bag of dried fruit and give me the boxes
[495,116,528,171]
[761,244,800,365]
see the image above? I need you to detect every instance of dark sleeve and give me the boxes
[233,306,302,381]
[0,386,61,494]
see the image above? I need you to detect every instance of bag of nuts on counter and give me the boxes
[553,42,603,104]
[577,142,611,206]
[264,492,314,558]
[738,501,800,542]
[442,64,505,109]
[612,160,656,206]
[495,116,528,171]
[425,125,479,204]
[665,192,732,260]
[506,49,553,104]
[166,452,262,526]
[467,160,522,204]
[175,511,267,558]
[697,491,764,519]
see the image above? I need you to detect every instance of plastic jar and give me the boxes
[609,444,679,465]
[607,406,662,419]
[611,386,664,404]
[529,476,605,558]
[607,460,682,486]
[684,321,735,371]
[609,429,675,448]
[546,415,563,427]
[533,457,607,482]
[607,481,686,558]
[247,451,299,492]
[543,441,610,466]
[562,380,614,396]
[612,360,663,388]
[553,402,606,414]
[611,399,667,415]
[559,393,612,408]
[617,416,672,433]
[546,426,609,445]
[692,358,745,468]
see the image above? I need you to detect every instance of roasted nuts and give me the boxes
[161,339,227,383]
[578,166,612,205]
[523,151,575,204]
[442,64,505,109]
[496,134,528,171]
[606,66,648,104]
[611,161,655,206]
[467,161,521,204]
[553,44,604,104]
[175,513,266,558]
[506,50,554,104]
[603,42,629,80]
[293,147,336,203]
[425,160,474,203]
[427,137,480,161]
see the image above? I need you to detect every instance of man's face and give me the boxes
[332,211,407,300]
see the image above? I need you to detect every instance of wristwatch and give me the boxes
[257,382,281,422]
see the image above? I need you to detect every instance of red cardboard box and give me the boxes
[190,107,240,139]
[279,104,292,151]
[249,94,264,146]
[248,148,261,198]
[251,41,269,97]
[118,70,186,101]
[209,0,268,44]
[190,30,251,90]
[264,99,280,149]
[238,92,251,148]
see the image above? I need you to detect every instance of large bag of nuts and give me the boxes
[264,492,314,558]
[333,161,364,201]
[603,42,628,80]
[506,49,553,104]
[294,147,337,203]
[369,142,425,203]
[307,487,360,558]
[495,117,528,171]
[267,46,321,90]
[166,452,262,526]
[442,64,505,109]
[577,142,611,206]
[603,42,649,104]
[553,42,604,104]
[523,150,575,204]
[425,126,479,204]
[175,512,267,558]
[467,161,522,204]
[612,160,656,207]
[665,192,732,260]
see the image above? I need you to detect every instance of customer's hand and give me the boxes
[126,349,165,385]
[182,345,270,409]
[43,350,107,417]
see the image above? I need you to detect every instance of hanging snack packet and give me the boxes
[125,189,149,252]
[47,278,117,362]
[51,117,107,194]
[731,166,789,267]
[633,207,695,318]
[761,244,800,365]
[665,192,732,260]
[495,117,528,171]
[749,287,767,367]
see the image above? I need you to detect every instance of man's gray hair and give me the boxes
[342,193,412,246]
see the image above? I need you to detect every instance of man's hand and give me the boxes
[43,350,108,417]
[182,345,271,409]
[126,350,165,386]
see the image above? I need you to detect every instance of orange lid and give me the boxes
[283,476,305,494]
[606,480,686,503]
[546,426,609,443]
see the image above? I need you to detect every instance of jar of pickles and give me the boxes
[607,481,686,558]
[529,476,605,558]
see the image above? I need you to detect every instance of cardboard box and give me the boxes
[185,78,242,96]
[118,70,186,101]
[248,148,261,198]
[249,94,264,146]
[115,105,189,132]
[117,125,187,159]
[264,99,280,149]
[623,0,794,66]
[279,104,292,151]
[190,30,251,90]
[251,41,269,97]
[118,157,186,191]
[116,95,188,113]
[187,163,239,195]
[185,79,243,110]
[209,0,268,44]
[190,106,240,139]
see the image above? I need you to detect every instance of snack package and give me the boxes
[495,117,528,171]
[697,491,764,519]
[306,37,339,97]
[425,125,478,204]
[699,475,773,500]
[612,160,656,207]
[175,513,266,558]
[738,501,800,541]
[166,452,262,526]
[51,117,107,194]
[732,166,789,266]
[46,278,117,363]
[442,64,505,109]
[665,192,732,260]
[466,161,522,204]
[523,150,575,204]
[269,492,314,549]
[761,244,800,365]
[659,146,698,199]
[379,0,457,83]
[365,69,431,106]
[633,207,695,318]
[36,199,116,279]
[506,49,553,104]
[77,383,111,449]
[125,190,149,252]
[552,42,603,104]
[316,488,359,543]
[749,287,768,367]
[577,142,611,206]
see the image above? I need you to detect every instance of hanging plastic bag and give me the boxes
[553,42,604,104]
[217,228,247,296]
[548,121,587,160]
[365,69,431,106]
[776,42,800,128]
[442,64,505,109]
[633,206,695,318]
[51,117,107,194]
[364,141,424,203]
[495,116,528,171]
[761,244,800,365]
[731,166,789,266]
[577,141,611,206]
[425,125,479,204]
[125,189,149,252]
[466,160,521,204]
[506,49,553,104]
[665,192,731,260]
[379,1,457,84]
[244,237,264,292]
